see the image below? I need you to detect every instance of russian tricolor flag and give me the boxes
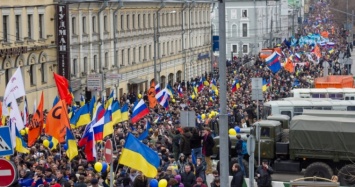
[155,83,161,94]
[197,78,204,92]
[131,99,150,123]
[266,52,281,73]
[178,84,183,97]
[158,91,170,110]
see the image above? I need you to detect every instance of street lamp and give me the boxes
[153,10,176,83]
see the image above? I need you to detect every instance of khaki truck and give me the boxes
[213,115,355,186]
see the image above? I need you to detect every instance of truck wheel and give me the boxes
[338,164,355,186]
[304,162,333,180]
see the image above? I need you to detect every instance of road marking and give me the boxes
[0,169,11,176]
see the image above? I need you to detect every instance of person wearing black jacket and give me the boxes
[181,164,196,187]
[202,127,215,174]
[190,128,202,164]
[231,163,244,187]
[255,160,274,187]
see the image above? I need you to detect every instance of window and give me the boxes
[148,14,151,28]
[142,14,145,28]
[243,45,248,53]
[120,15,124,30]
[93,55,98,71]
[27,15,32,39]
[73,59,78,75]
[5,69,9,85]
[242,10,248,18]
[126,14,129,29]
[168,73,174,85]
[133,48,136,63]
[132,14,135,29]
[166,13,169,26]
[92,16,96,33]
[41,63,47,83]
[82,17,87,33]
[167,42,170,55]
[138,47,141,62]
[329,93,343,100]
[347,106,355,111]
[149,45,152,60]
[121,49,125,66]
[105,52,109,68]
[231,9,237,19]
[161,76,166,88]
[39,14,44,38]
[232,25,237,37]
[3,15,8,42]
[162,13,165,26]
[144,46,147,60]
[232,45,237,53]
[242,23,248,37]
[176,71,182,82]
[138,14,140,29]
[162,42,165,56]
[127,48,130,64]
[30,65,36,85]
[104,15,108,32]
[72,17,76,34]
[15,15,21,41]
[83,57,88,72]
[280,111,291,119]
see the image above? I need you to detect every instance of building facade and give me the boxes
[64,0,212,101]
[0,0,57,110]
[212,0,302,59]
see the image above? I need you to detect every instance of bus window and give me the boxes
[294,107,303,116]
[352,97,355,100]
[347,106,355,111]
[263,106,272,119]
[345,97,350,100]
[313,106,332,110]
[261,127,270,137]
[281,111,292,119]
[312,93,326,98]
[329,93,343,100]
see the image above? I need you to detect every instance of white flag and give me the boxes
[9,96,25,131]
[2,67,26,116]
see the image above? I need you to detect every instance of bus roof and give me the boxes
[302,109,355,118]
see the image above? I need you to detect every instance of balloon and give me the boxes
[150,179,158,187]
[172,99,176,103]
[209,97,213,101]
[158,179,168,187]
[94,162,103,172]
[63,144,68,151]
[208,114,213,118]
[43,140,50,148]
[20,129,26,136]
[138,94,142,99]
[101,162,108,172]
[201,114,206,120]
[229,128,237,135]
[49,142,54,149]
[191,95,195,99]
[25,127,29,134]
[234,126,241,133]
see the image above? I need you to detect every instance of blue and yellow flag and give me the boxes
[111,101,121,124]
[88,96,96,116]
[166,84,174,99]
[119,103,129,122]
[47,136,59,150]
[70,104,91,128]
[80,95,85,107]
[15,128,29,154]
[105,91,114,109]
[65,127,78,161]
[119,133,160,178]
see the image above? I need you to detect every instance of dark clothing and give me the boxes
[255,166,274,187]
[180,132,192,156]
[190,132,202,149]
[74,182,87,187]
[235,139,243,156]
[202,134,214,157]
[231,170,244,187]
[181,171,196,187]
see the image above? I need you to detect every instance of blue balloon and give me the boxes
[234,126,241,133]
[49,141,54,149]
[101,162,108,172]
[63,144,68,151]
[150,179,158,187]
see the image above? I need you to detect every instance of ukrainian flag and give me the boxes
[88,96,96,116]
[119,103,129,122]
[15,128,29,154]
[166,84,174,99]
[80,95,85,107]
[105,91,114,109]
[65,127,78,161]
[103,106,114,138]
[111,101,121,124]
[211,79,217,91]
[262,79,270,92]
[119,133,160,178]
[70,104,91,128]
[47,136,59,150]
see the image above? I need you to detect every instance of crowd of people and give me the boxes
[9,0,354,187]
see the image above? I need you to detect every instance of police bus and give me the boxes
[290,88,355,100]
[263,99,355,119]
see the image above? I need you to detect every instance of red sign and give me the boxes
[0,158,17,186]
[105,139,113,163]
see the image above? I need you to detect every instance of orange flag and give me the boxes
[321,31,329,38]
[314,45,322,59]
[45,100,70,142]
[53,73,73,106]
[28,92,44,147]
[148,80,157,108]
[284,58,295,73]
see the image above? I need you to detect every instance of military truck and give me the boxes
[213,115,355,186]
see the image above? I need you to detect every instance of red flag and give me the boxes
[28,92,44,147]
[53,73,72,105]
[45,100,70,142]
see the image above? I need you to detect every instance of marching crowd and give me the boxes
[9,0,354,187]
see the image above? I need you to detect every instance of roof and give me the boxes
[264,99,355,107]
[254,120,280,127]
[302,109,355,117]
[267,115,290,120]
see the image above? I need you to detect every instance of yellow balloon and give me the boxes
[25,127,29,134]
[204,81,209,86]
[191,95,195,99]
[43,140,50,148]
[229,128,237,135]
[138,94,142,99]
[201,114,206,120]
[211,111,216,117]
[215,90,219,96]
[172,99,176,103]
[20,129,26,136]
[158,179,168,187]
[94,162,103,172]
[208,114,213,118]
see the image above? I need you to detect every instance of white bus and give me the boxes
[290,88,355,100]
[263,99,355,119]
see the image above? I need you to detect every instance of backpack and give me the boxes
[242,141,248,155]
